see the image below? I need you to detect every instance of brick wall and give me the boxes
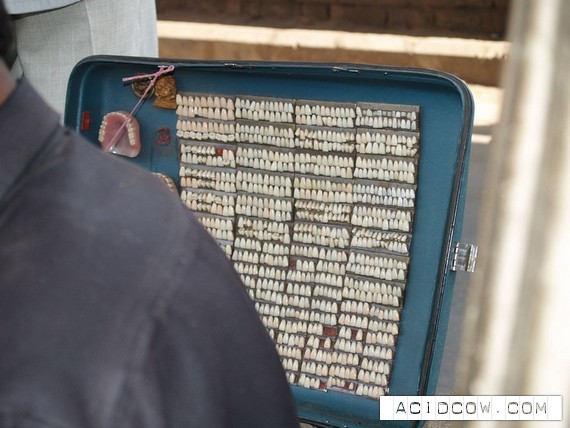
[157,0,511,39]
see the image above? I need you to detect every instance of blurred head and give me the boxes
[0,0,12,64]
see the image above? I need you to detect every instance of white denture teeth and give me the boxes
[177,92,424,396]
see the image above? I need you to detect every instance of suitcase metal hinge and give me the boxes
[451,242,478,272]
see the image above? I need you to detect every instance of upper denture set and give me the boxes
[176,91,421,400]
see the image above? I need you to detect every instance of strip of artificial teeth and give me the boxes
[294,176,352,193]
[351,212,411,232]
[313,286,342,301]
[292,187,354,204]
[310,299,339,314]
[236,123,295,139]
[235,194,292,211]
[285,270,315,284]
[351,206,412,223]
[233,262,259,277]
[285,283,312,297]
[177,94,235,111]
[176,119,235,135]
[237,171,293,188]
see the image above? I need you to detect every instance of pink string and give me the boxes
[107,65,175,152]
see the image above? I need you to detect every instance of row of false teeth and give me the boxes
[291,245,348,263]
[358,142,418,157]
[354,183,416,199]
[176,94,235,110]
[356,116,417,131]
[235,238,291,255]
[238,146,294,163]
[237,217,290,234]
[356,157,416,174]
[351,214,411,232]
[237,157,295,173]
[340,311,400,328]
[343,289,402,306]
[295,209,351,224]
[179,168,236,183]
[296,138,355,154]
[351,237,409,254]
[180,143,234,156]
[357,370,390,387]
[234,251,289,267]
[296,127,355,143]
[356,384,386,399]
[311,299,340,314]
[314,272,344,288]
[204,226,234,242]
[293,188,353,203]
[297,163,353,179]
[301,260,347,276]
[356,131,418,147]
[307,335,334,349]
[293,228,350,248]
[236,134,295,148]
[352,229,409,244]
[235,204,292,222]
[366,332,397,347]
[255,302,311,321]
[235,263,287,280]
[236,170,293,188]
[353,193,414,208]
[348,252,408,270]
[296,199,351,215]
[264,318,311,334]
[237,228,290,243]
[363,345,395,360]
[353,206,412,223]
[298,153,354,168]
[298,374,324,391]
[296,115,354,128]
[180,179,236,193]
[334,339,366,355]
[238,182,291,198]
[176,119,235,135]
[295,104,356,119]
[197,216,233,231]
[300,361,331,377]
[274,332,306,348]
[236,109,294,123]
[346,264,406,282]
[357,107,417,120]
[236,195,293,212]
[176,130,236,143]
[295,176,352,192]
[237,123,295,139]
[304,347,360,367]
[182,200,234,217]
[294,223,350,239]
[180,191,235,207]
[177,105,235,121]
[256,290,310,308]
[355,167,415,184]
[314,285,342,301]
[277,344,303,361]
[236,98,295,114]
[181,153,235,168]
[220,243,232,257]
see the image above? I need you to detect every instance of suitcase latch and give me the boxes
[451,242,478,272]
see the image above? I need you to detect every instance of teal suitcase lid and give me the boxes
[65,56,475,428]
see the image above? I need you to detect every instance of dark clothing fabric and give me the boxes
[0,81,299,428]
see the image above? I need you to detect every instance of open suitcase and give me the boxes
[64,56,476,428]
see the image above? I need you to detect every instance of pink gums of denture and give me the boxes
[98,111,141,158]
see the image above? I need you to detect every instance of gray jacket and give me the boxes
[0,80,299,428]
